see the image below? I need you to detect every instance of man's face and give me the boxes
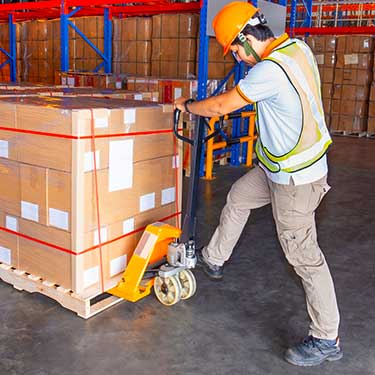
[229,36,258,66]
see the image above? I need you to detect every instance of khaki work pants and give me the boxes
[203,165,340,340]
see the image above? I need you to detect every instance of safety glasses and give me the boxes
[231,50,241,63]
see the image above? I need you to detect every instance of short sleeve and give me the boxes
[237,60,285,103]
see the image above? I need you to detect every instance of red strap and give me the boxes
[0,212,181,256]
[90,108,105,292]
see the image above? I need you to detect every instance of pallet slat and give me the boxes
[0,262,124,318]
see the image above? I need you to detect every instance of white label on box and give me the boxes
[5,216,18,231]
[315,54,324,65]
[174,87,182,100]
[94,226,108,246]
[109,139,133,192]
[140,192,155,212]
[172,155,180,169]
[344,54,359,65]
[162,187,176,205]
[115,81,122,89]
[0,246,11,265]
[110,255,127,277]
[84,266,99,288]
[134,94,143,100]
[0,140,9,158]
[94,117,109,129]
[49,208,69,231]
[21,201,39,222]
[364,40,369,48]
[84,150,100,172]
[124,109,136,126]
[67,77,75,86]
[61,77,67,85]
[123,218,135,234]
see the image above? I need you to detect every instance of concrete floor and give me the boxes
[0,136,374,375]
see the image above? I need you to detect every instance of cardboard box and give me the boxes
[152,14,198,39]
[369,102,375,118]
[336,53,373,70]
[367,117,375,134]
[334,68,372,86]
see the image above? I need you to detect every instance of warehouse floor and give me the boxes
[0,136,374,375]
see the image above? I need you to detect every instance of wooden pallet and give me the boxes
[0,262,124,319]
[330,130,367,138]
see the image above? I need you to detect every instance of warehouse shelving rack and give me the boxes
[0,0,200,78]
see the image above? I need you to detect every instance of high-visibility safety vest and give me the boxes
[255,38,332,173]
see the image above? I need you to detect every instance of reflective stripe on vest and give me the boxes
[256,40,332,173]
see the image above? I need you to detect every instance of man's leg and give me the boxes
[203,165,271,267]
[269,176,341,366]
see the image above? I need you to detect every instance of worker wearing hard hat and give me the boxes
[175,1,342,368]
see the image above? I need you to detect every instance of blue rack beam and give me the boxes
[60,3,112,73]
[0,14,17,81]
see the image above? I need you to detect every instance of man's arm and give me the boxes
[174,87,251,117]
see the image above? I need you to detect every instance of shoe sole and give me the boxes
[285,351,343,367]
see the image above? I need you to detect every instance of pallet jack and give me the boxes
[109,109,242,306]
[108,109,209,306]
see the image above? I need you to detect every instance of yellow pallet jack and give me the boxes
[108,109,206,306]
[108,109,240,306]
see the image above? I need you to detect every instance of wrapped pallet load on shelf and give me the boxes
[196,37,235,83]
[0,96,182,300]
[113,17,152,76]
[151,13,198,78]
[20,20,55,84]
[0,23,22,82]
[368,77,375,138]
[331,35,374,135]
[306,35,337,128]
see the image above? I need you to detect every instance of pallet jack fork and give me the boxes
[109,109,238,306]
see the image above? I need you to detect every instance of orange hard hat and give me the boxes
[213,1,259,56]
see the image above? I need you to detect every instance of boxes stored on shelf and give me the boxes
[368,82,375,136]
[151,13,199,78]
[0,96,182,299]
[113,17,152,76]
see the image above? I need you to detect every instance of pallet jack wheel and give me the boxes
[178,269,197,300]
[154,275,182,306]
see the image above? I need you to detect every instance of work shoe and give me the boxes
[285,336,343,367]
[195,248,224,280]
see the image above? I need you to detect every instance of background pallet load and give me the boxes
[0,23,21,82]
[197,37,235,83]
[71,16,105,73]
[151,13,199,78]
[19,20,56,84]
[306,35,337,128]
[368,82,375,138]
[0,96,182,299]
[113,17,152,76]
[331,35,374,136]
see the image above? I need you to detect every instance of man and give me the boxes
[174,1,342,368]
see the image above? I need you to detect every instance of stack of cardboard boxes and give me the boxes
[20,20,56,83]
[0,23,22,82]
[0,96,181,299]
[72,16,105,73]
[306,35,337,127]
[368,78,375,137]
[331,35,374,135]
[151,13,198,78]
[113,17,152,76]
[198,37,235,81]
